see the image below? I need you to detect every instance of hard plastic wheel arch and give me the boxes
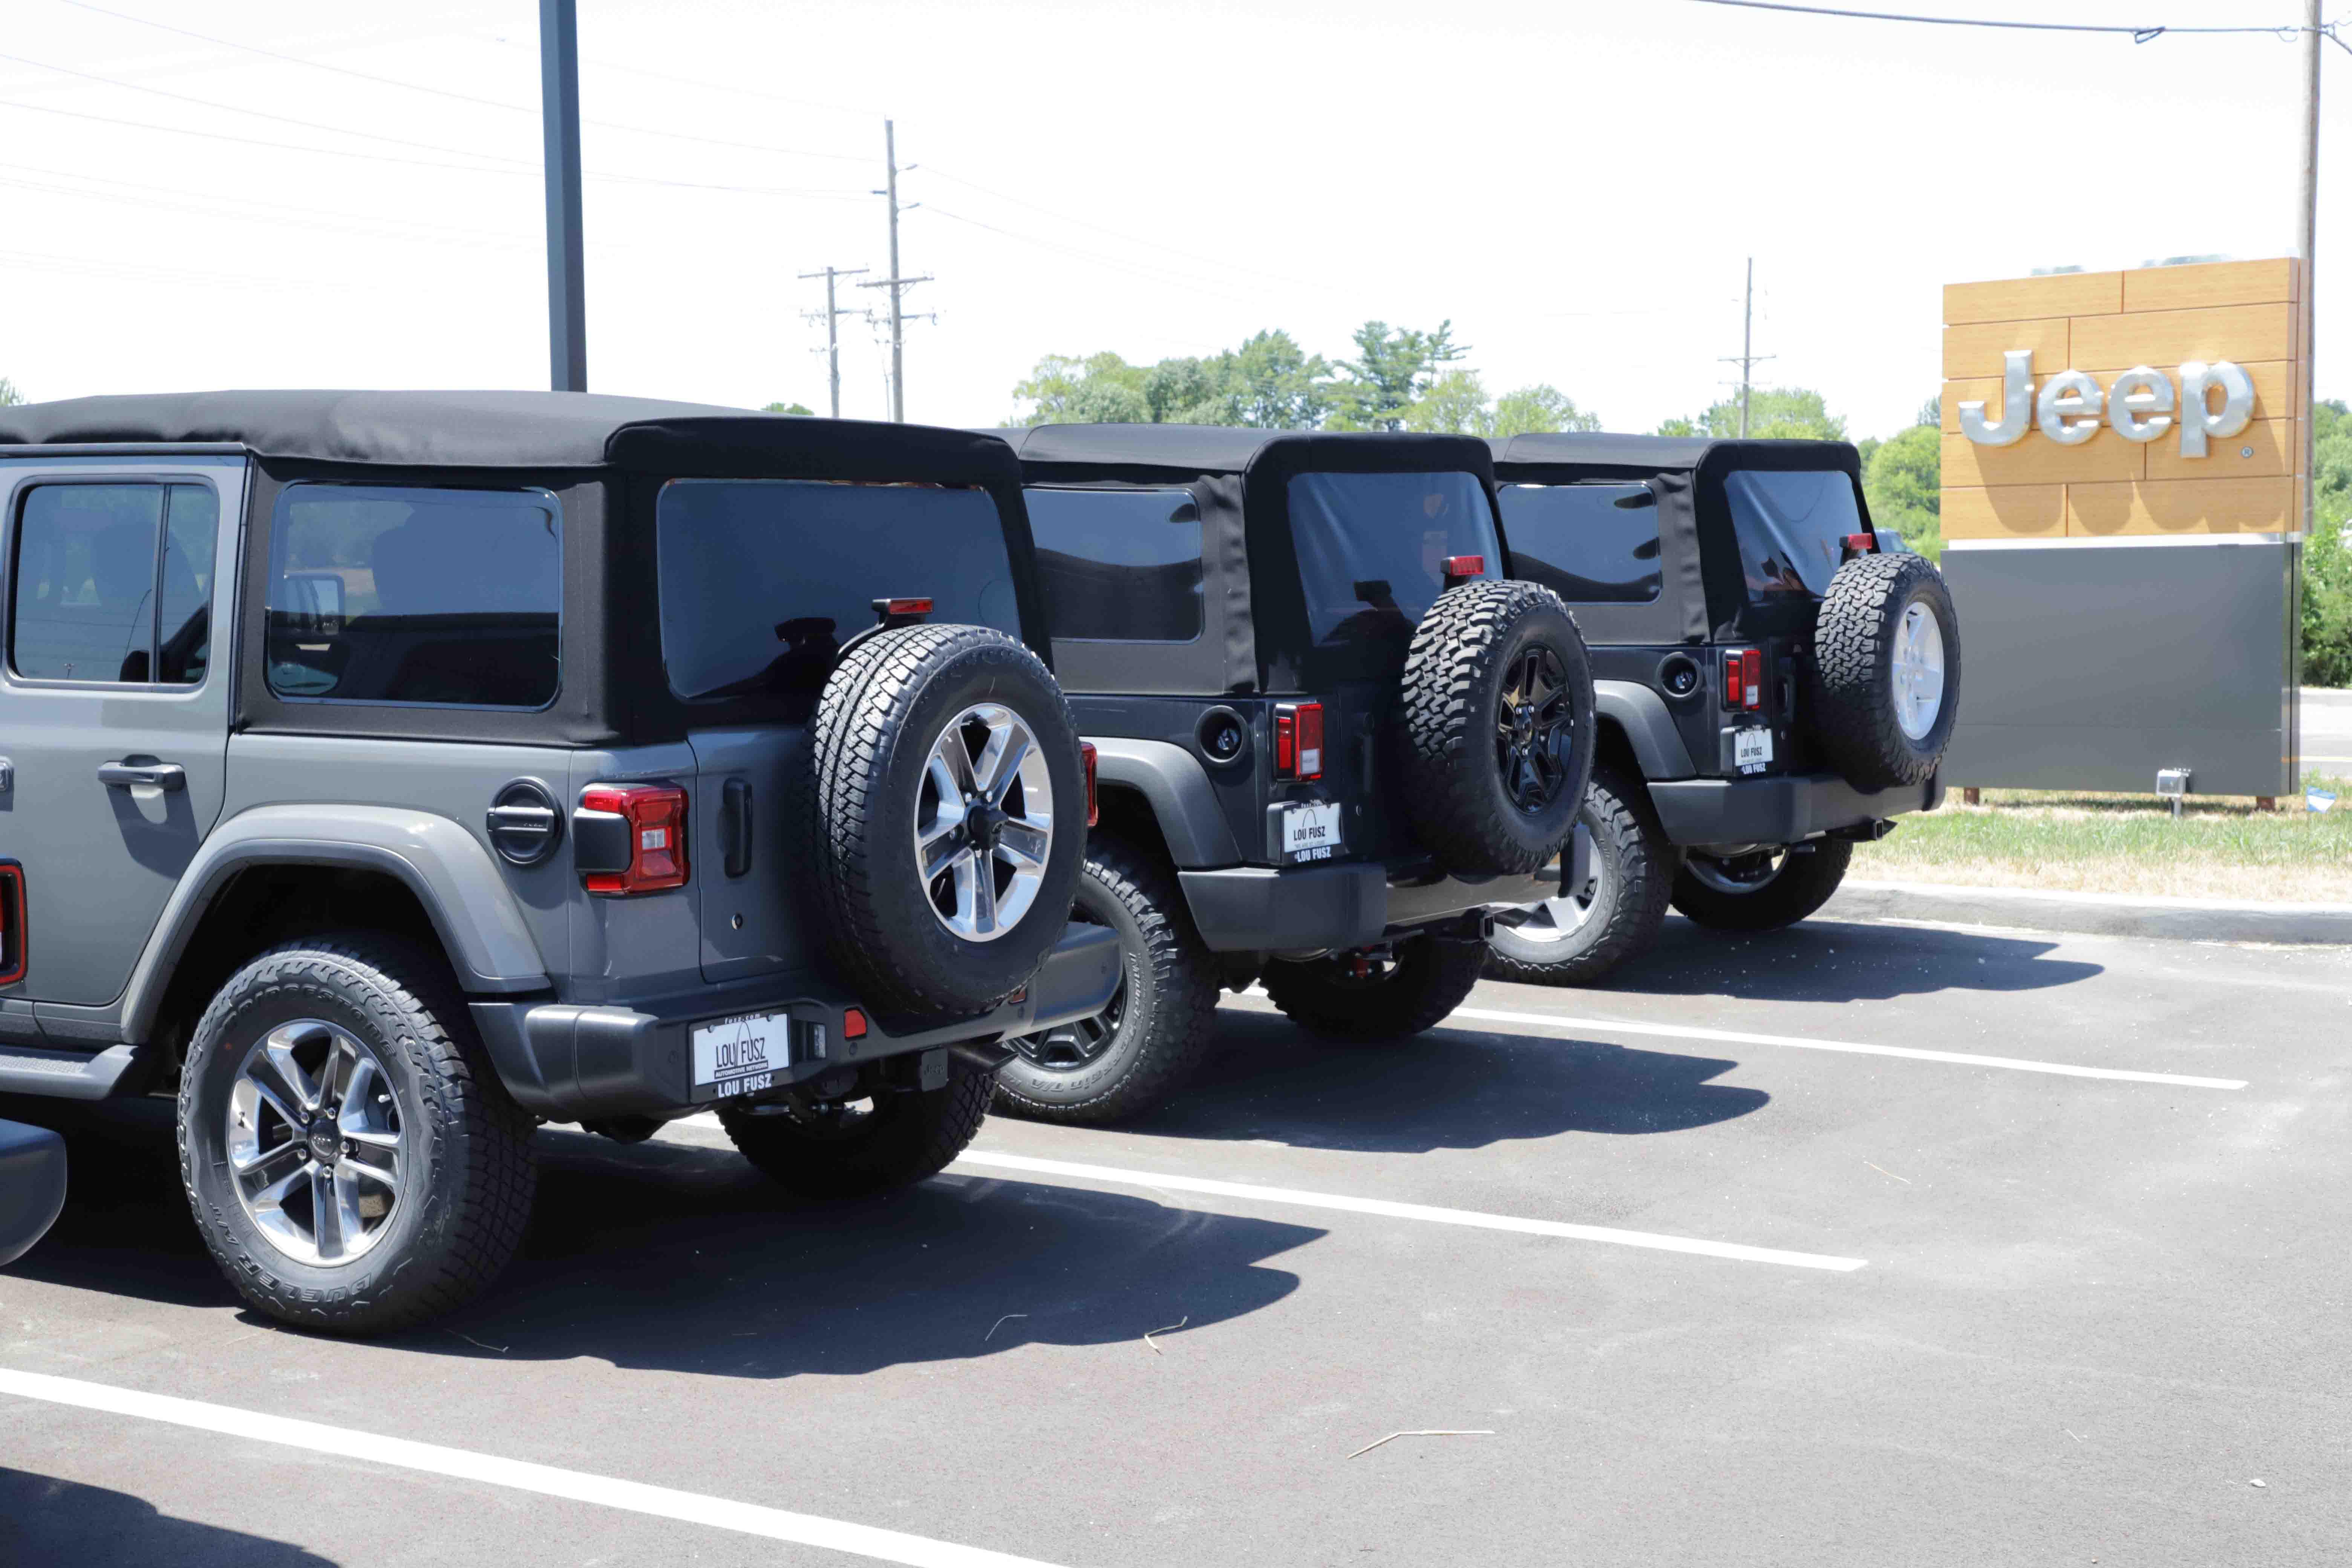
[110,804,551,1047]
[1087,738,1245,868]
[1592,680,1699,780]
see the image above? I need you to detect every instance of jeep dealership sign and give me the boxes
[1958,352,2254,456]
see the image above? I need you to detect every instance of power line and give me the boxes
[1685,1,2324,40]
[51,0,877,164]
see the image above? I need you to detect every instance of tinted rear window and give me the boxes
[1024,487,1204,643]
[1723,469,1867,600]
[658,480,1018,701]
[1497,483,1661,603]
[1286,470,1499,647]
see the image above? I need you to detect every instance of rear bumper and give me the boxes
[471,922,1124,1124]
[0,1119,67,1268]
[1178,857,1562,956]
[1649,770,1943,849]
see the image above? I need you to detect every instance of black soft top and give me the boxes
[994,423,1492,482]
[1490,432,1860,481]
[0,390,1018,485]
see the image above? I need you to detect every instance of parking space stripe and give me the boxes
[0,1368,1074,1568]
[952,1150,1867,1271]
[1439,1004,2249,1090]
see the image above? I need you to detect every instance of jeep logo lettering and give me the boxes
[1958,350,2255,457]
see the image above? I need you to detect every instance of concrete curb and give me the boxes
[1827,879,2352,946]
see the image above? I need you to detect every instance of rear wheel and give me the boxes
[993,834,1219,1125]
[1262,933,1485,1042]
[720,1054,992,1200]
[1670,838,1854,932]
[1485,764,1674,986]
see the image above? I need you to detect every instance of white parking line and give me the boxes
[0,1368,1072,1568]
[1438,1004,2249,1090]
[951,1150,1866,1272]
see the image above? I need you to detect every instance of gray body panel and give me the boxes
[1940,541,2294,797]
[686,726,810,983]
[1594,679,1699,779]
[0,455,247,1007]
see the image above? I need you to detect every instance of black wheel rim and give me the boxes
[1495,643,1573,815]
[1006,937,1128,1073]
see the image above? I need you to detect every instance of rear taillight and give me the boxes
[578,782,689,896]
[1080,741,1099,828]
[1440,554,1485,587]
[1274,702,1323,781]
[1722,652,1744,709]
[1842,531,1877,557]
[1741,648,1764,709]
[0,862,25,986]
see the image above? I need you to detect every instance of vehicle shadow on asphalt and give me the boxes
[0,1469,341,1566]
[0,1113,1320,1375]
[1106,1006,1768,1155]
[1582,916,2104,1003]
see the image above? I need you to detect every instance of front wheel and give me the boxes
[1262,934,1485,1042]
[178,936,537,1334]
[1669,838,1854,932]
[721,1054,992,1200]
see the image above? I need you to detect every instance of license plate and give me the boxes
[692,1011,792,1097]
[1281,800,1342,862]
[1734,727,1773,773]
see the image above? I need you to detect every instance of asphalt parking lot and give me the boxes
[3,910,2347,1568]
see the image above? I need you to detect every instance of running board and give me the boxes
[0,1043,144,1101]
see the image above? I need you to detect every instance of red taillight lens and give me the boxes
[1080,741,1099,828]
[842,1008,868,1040]
[1722,653,1744,709]
[1274,703,1323,780]
[1843,532,1877,555]
[1441,554,1485,580]
[580,783,689,895]
[882,596,933,616]
[1741,648,1764,709]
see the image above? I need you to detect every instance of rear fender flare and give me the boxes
[1089,738,1243,869]
[1595,680,1697,780]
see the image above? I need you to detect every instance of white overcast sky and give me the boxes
[1,0,2342,437]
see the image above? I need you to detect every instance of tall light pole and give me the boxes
[539,0,586,392]
[2289,0,2321,790]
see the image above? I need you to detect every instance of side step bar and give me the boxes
[0,1043,144,1101]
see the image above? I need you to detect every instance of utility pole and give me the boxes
[798,266,868,419]
[2289,0,2322,795]
[537,0,586,392]
[859,119,933,422]
[1720,257,1773,437]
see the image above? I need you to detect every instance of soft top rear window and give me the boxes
[1722,469,1867,601]
[1497,482,1661,604]
[1286,470,1499,648]
[657,479,1018,701]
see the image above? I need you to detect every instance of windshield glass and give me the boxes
[1496,483,1661,604]
[1286,470,1499,647]
[657,480,1019,700]
[1722,469,1868,600]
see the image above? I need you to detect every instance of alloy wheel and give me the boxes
[227,1020,404,1268]
[914,703,1055,942]
[1495,644,1574,815]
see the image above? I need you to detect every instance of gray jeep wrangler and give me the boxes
[0,391,1117,1332]
[983,426,1596,1123]
[1481,433,1956,984]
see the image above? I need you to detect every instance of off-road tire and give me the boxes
[1485,763,1675,986]
[1808,553,1959,790]
[1263,934,1486,1043]
[1399,580,1596,876]
[992,833,1220,1126]
[719,1055,992,1199]
[798,623,1086,1020]
[1671,838,1855,932]
[178,936,536,1335]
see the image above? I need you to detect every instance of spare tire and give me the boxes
[1398,579,1596,876]
[1808,553,1959,790]
[799,623,1086,1020]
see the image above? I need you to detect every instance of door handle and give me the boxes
[98,760,187,792]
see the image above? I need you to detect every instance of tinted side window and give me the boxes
[11,482,216,684]
[267,485,561,708]
[1497,483,1661,604]
[1025,487,1204,643]
[1286,471,1500,648]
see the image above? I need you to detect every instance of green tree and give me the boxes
[1207,330,1333,429]
[1328,320,1467,431]
[1401,369,1492,435]
[1489,383,1601,438]
[1011,351,1151,425]
[1657,386,1847,441]
[0,377,21,406]
[2301,399,2352,686]
[1865,423,1942,561]
[1401,374,1603,438]
[760,400,814,416]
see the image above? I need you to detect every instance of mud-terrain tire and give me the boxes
[1262,934,1486,1042]
[993,833,1219,1126]
[799,623,1086,1020]
[178,936,536,1335]
[1808,553,1959,790]
[1671,838,1854,932]
[1485,763,1675,986]
[1399,579,1595,876]
[720,1054,992,1199]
